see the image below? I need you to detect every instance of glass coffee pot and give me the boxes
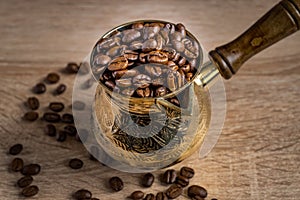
[73,0,300,172]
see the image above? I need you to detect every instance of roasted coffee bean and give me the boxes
[147,51,168,64]
[69,158,83,169]
[145,65,162,77]
[143,26,160,40]
[56,130,67,142]
[55,84,66,95]
[166,184,183,199]
[9,144,23,155]
[113,69,139,79]
[108,56,128,71]
[188,185,208,199]
[33,83,46,94]
[91,198,100,200]
[180,166,195,179]
[172,40,185,52]
[136,87,151,97]
[64,125,77,136]
[61,113,74,124]
[144,193,155,200]
[130,40,143,50]
[156,192,168,200]
[142,39,157,52]
[104,80,116,90]
[191,196,204,200]
[21,164,41,176]
[109,176,124,192]
[181,64,191,73]
[175,23,186,37]
[124,50,139,61]
[107,46,121,57]
[129,191,144,200]
[49,102,65,112]
[116,78,132,88]
[23,111,39,121]
[121,87,135,96]
[43,112,61,123]
[17,176,33,188]
[186,72,194,81]
[171,32,183,42]
[162,169,177,184]
[175,175,189,187]
[46,72,60,84]
[65,62,80,73]
[73,101,85,110]
[94,54,111,66]
[178,56,186,67]
[155,87,167,97]
[133,74,151,88]
[132,22,144,29]
[151,78,164,86]
[141,173,154,187]
[82,78,94,89]
[74,189,92,200]
[21,185,39,197]
[139,53,148,63]
[10,157,24,172]
[27,97,39,110]
[45,124,56,137]
[122,29,141,43]
[167,71,177,91]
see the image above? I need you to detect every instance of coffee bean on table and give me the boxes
[46,72,60,84]
[109,176,124,192]
[64,125,77,136]
[129,190,144,200]
[24,111,39,121]
[72,101,85,110]
[69,158,83,169]
[17,176,33,188]
[144,193,155,200]
[165,184,183,199]
[10,157,24,172]
[33,83,46,94]
[156,192,168,200]
[187,185,208,199]
[55,84,67,95]
[9,144,23,155]
[21,185,39,197]
[180,166,195,179]
[43,112,61,123]
[27,97,39,110]
[61,113,74,124]
[175,175,189,187]
[56,130,67,142]
[21,164,41,176]
[65,62,80,74]
[45,124,57,137]
[91,198,100,200]
[162,169,176,184]
[49,102,65,112]
[73,189,92,200]
[141,173,154,187]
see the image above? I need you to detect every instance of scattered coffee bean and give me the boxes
[27,97,40,110]
[91,198,100,200]
[69,158,83,169]
[46,72,60,84]
[43,112,61,123]
[65,62,80,74]
[55,84,67,95]
[144,193,155,200]
[156,192,168,200]
[33,83,46,94]
[166,184,182,199]
[24,111,39,121]
[21,185,39,197]
[187,185,208,199]
[10,157,24,172]
[61,113,74,124]
[109,176,124,192]
[73,189,92,200]
[72,101,85,110]
[162,169,176,184]
[17,176,33,188]
[9,144,23,155]
[141,173,154,187]
[45,124,57,137]
[180,166,194,179]
[49,102,65,112]
[175,175,189,187]
[64,125,77,136]
[129,190,144,200]
[21,164,41,176]
[56,130,67,142]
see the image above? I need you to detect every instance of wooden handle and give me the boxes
[209,0,300,79]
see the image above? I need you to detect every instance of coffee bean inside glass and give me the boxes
[87,20,212,172]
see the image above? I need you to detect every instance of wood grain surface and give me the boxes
[0,0,300,199]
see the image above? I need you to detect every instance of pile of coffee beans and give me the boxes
[91,21,201,100]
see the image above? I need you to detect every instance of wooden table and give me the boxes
[1,0,299,199]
